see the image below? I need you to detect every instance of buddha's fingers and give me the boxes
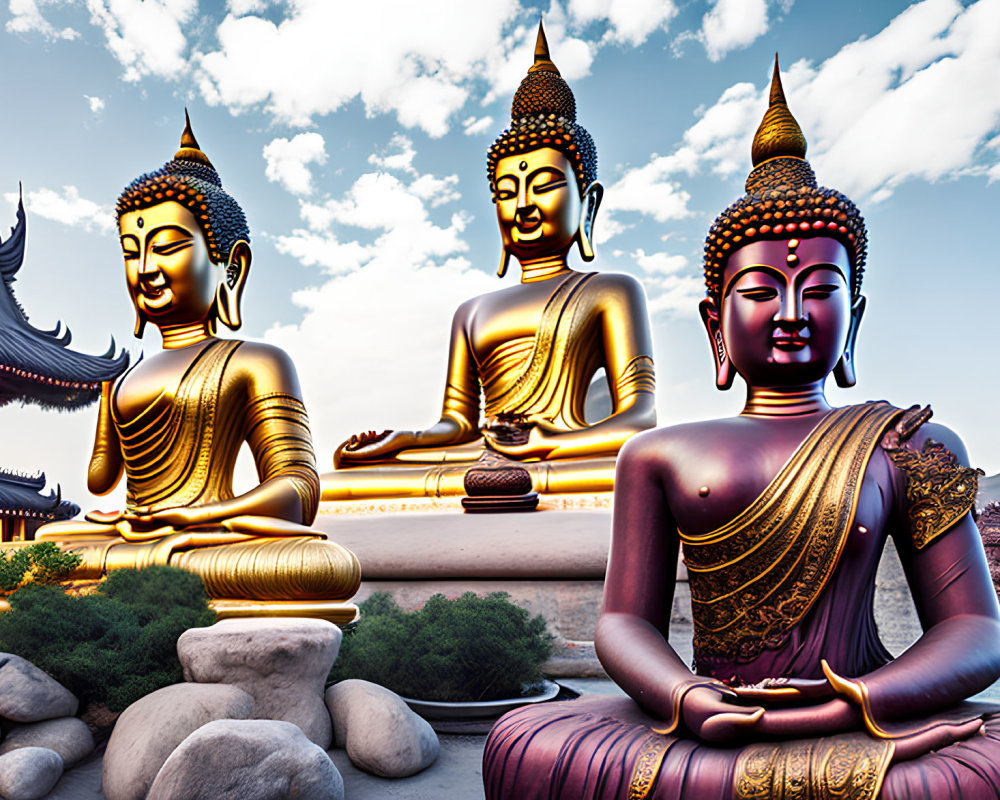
[891,719,984,762]
[697,707,766,744]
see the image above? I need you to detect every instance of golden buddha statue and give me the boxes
[30,114,360,624]
[325,21,656,501]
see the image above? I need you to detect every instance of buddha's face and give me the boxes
[494,147,582,262]
[120,201,220,329]
[719,236,853,387]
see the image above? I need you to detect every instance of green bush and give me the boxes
[0,543,82,595]
[0,566,215,711]
[328,592,554,702]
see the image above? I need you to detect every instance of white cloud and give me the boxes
[196,0,519,135]
[463,116,495,136]
[6,0,79,40]
[629,248,702,316]
[5,186,114,234]
[262,132,328,196]
[410,174,461,208]
[632,248,688,275]
[700,0,769,62]
[84,94,105,113]
[645,273,705,316]
[368,134,418,176]
[623,0,1000,216]
[193,2,618,135]
[226,0,271,14]
[599,148,696,243]
[567,0,678,46]
[86,0,195,82]
[265,140,496,459]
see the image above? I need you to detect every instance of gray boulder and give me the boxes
[326,679,439,777]
[0,746,64,800]
[102,682,254,800]
[179,618,341,748]
[0,654,77,722]
[0,716,94,766]
[147,719,343,800]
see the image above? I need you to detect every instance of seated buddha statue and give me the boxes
[33,115,361,624]
[484,59,1000,799]
[325,22,656,501]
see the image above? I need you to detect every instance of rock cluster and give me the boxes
[101,618,441,800]
[0,654,95,800]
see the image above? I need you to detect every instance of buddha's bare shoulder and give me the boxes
[588,271,647,303]
[228,339,302,394]
[618,417,752,474]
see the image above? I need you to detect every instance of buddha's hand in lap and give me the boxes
[730,676,834,704]
[86,505,217,536]
[681,685,764,744]
[483,420,558,460]
[336,429,413,463]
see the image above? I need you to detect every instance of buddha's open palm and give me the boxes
[335,429,413,463]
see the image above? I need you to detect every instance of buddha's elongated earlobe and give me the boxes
[497,246,511,278]
[133,309,147,339]
[699,297,734,390]
[834,295,866,388]
[216,240,251,331]
[577,181,603,262]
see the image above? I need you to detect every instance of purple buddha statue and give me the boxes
[483,58,1000,799]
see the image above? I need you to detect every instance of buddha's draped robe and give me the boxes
[483,402,1000,800]
[327,272,655,498]
[38,339,360,602]
[477,272,654,431]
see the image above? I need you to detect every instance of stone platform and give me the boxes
[313,504,614,676]
[314,502,926,677]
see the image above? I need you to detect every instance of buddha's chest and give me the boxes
[468,283,601,366]
[668,434,896,544]
[468,293,552,363]
[113,343,216,423]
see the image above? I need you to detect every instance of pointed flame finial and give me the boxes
[750,55,807,167]
[174,108,214,168]
[528,17,560,75]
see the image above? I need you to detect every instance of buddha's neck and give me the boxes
[159,321,212,350]
[742,384,830,417]
[519,255,570,284]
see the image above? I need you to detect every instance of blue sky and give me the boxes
[1,0,998,509]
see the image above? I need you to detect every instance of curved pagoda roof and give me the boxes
[0,192,128,410]
[0,470,79,520]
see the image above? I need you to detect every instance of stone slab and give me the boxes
[313,511,612,579]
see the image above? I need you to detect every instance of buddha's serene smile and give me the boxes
[324,22,656,501]
[30,115,360,623]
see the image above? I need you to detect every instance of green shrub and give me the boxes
[328,592,554,702]
[0,543,82,595]
[0,565,215,711]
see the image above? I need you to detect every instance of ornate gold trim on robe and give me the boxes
[680,402,902,662]
[733,734,894,800]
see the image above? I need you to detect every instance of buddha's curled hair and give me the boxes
[703,58,867,304]
[116,112,249,266]
[486,21,597,200]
